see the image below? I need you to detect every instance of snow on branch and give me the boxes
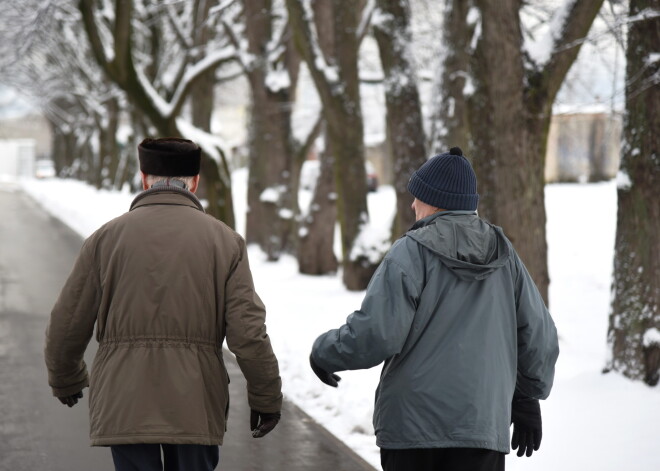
[627,8,660,24]
[287,0,340,91]
[357,0,375,42]
[302,0,340,85]
[176,118,229,169]
[524,0,576,66]
[136,46,237,119]
[209,0,239,18]
[530,0,607,103]
[165,3,193,50]
[221,17,254,72]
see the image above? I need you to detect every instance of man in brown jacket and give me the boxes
[45,138,282,471]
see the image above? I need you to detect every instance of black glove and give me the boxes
[309,354,341,387]
[250,410,281,438]
[58,390,84,408]
[511,397,542,457]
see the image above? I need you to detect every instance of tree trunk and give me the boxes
[287,0,376,287]
[291,0,339,275]
[50,122,76,176]
[470,0,551,300]
[433,0,605,306]
[298,146,339,274]
[244,0,297,260]
[429,0,473,155]
[373,0,427,238]
[607,0,660,386]
[101,97,121,189]
[331,3,374,289]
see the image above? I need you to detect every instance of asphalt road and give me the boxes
[0,185,375,471]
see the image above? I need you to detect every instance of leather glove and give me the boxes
[309,354,341,387]
[58,390,84,408]
[250,410,281,438]
[511,397,542,457]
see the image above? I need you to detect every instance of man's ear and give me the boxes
[189,175,201,194]
[141,172,149,190]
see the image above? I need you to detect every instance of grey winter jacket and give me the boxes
[311,211,559,452]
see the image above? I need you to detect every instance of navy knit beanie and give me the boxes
[407,147,479,211]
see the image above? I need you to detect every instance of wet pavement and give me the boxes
[0,185,375,471]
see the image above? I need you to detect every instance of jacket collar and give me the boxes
[409,210,477,231]
[129,185,205,213]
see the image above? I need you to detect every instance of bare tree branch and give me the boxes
[541,0,606,104]
[285,0,339,109]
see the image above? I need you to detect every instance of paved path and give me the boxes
[0,185,375,471]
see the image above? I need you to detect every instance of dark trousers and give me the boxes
[380,448,505,471]
[111,444,219,471]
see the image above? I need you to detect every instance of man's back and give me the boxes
[94,189,237,342]
[373,211,556,452]
[46,187,282,448]
[310,147,559,471]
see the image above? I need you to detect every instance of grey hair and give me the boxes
[145,175,195,189]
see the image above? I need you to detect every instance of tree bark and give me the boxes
[373,0,427,238]
[99,96,121,189]
[430,0,473,155]
[466,0,604,304]
[607,0,660,386]
[291,0,339,276]
[471,0,540,290]
[243,0,298,260]
[287,0,376,290]
[298,144,339,275]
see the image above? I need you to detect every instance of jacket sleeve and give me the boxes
[44,238,100,397]
[311,238,422,373]
[224,236,282,413]
[512,250,560,400]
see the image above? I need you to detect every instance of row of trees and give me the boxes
[0,0,657,384]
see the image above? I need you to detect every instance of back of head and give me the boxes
[407,146,479,211]
[138,137,201,177]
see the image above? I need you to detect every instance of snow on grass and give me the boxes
[15,176,660,470]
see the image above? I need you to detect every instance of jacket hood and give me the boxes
[406,211,510,281]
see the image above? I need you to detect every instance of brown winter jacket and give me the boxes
[44,187,282,446]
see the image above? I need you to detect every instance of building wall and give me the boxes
[545,112,622,183]
[0,113,51,160]
[0,139,36,177]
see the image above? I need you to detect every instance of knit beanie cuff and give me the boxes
[408,171,479,211]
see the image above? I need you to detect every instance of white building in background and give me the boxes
[0,138,36,178]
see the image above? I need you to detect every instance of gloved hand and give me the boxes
[309,354,341,387]
[511,397,542,457]
[58,390,84,408]
[250,410,281,438]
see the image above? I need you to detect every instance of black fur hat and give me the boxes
[138,137,201,176]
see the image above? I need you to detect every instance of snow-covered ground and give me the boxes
[16,176,660,470]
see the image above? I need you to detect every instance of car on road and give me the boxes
[35,160,56,179]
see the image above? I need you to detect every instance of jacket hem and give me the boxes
[91,433,224,446]
[376,438,509,454]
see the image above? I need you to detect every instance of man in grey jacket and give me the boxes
[309,147,559,471]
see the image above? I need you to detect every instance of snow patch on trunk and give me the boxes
[643,328,660,348]
[616,170,632,190]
